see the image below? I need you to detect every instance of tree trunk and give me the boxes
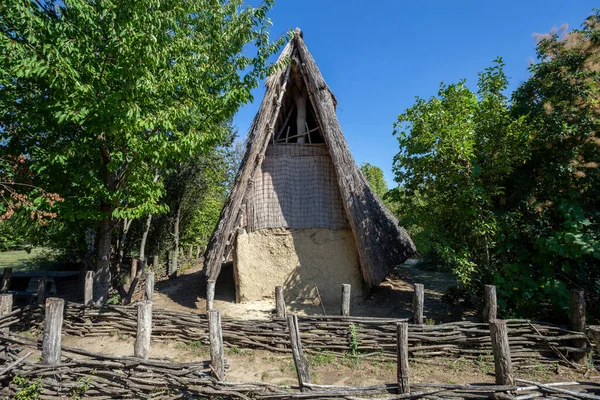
[139,213,153,267]
[94,213,113,304]
[171,201,182,275]
[117,218,132,267]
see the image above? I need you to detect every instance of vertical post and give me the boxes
[206,279,216,312]
[145,271,155,302]
[396,322,410,394]
[0,294,13,334]
[41,298,64,366]
[84,271,94,306]
[570,289,586,365]
[590,326,600,355]
[188,244,193,259]
[341,284,351,317]
[36,278,47,305]
[130,259,138,283]
[412,283,424,325]
[152,255,159,269]
[208,310,225,381]
[275,286,286,318]
[483,284,497,322]
[1,268,12,293]
[287,315,310,390]
[196,245,201,259]
[134,300,153,360]
[489,319,514,385]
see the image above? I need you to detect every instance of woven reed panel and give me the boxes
[246,144,349,231]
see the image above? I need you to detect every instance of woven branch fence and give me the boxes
[6,302,597,370]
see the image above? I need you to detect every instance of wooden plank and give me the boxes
[413,283,424,325]
[396,322,410,394]
[341,284,351,317]
[42,297,65,366]
[287,314,311,391]
[275,286,286,318]
[134,300,153,360]
[490,320,514,385]
[208,310,225,380]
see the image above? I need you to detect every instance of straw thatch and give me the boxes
[204,28,416,286]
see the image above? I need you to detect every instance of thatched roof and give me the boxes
[204,29,416,286]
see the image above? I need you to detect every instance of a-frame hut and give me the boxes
[204,29,416,304]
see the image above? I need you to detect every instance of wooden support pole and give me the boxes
[152,255,159,269]
[341,284,351,317]
[483,284,497,322]
[489,319,514,385]
[1,268,12,293]
[413,283,424,325]
[208,310,225,381]
[590,326,600,355]
[287,315,310,391]
[36,278,47,305]
[396,322,410,394]
[188,244,193,259]
[570,289,586,365]
[206,279,216,312]
[130,259,138,283]
[145,271,155,302]
[275,286,286,318]
[0,294,13,334]
[84,271,94,306]
[196,245,201,259]
[134,300,153,360]
[41,298,64,366]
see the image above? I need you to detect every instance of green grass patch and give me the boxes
[0,247,60,270]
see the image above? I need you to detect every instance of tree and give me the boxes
[0,0,284,302]
[360,162,388,199]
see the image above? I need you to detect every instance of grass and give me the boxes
[0,247,61,270]
[175,340,210,357]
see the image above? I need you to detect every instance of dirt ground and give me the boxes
[153,259,473,322]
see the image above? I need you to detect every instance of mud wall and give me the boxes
[233,227,362,304]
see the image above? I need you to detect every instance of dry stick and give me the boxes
[84,271,94,306]
[206,279,216,312]
[313,284,326,316]
[412,284,424,325]
[0,294,13,335]
[42,297,64,366]
[0,351,31,377]
[275,286,286,318]
[483,285,497,322]
[287,314,311,391]
[208,310,225,381]
[570,289,587,365]
[515,379,600,400]
[134,300,153,360]
[145,271,155,302]
[341,284,351,317]
[527,321,584,371]
[0,268,12,293]
[396,322,409,394]
[36,278,47,305]
[489,320,514,385]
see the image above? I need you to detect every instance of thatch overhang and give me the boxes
[204,29,416,286]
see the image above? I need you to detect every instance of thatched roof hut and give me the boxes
[204,29,415,303]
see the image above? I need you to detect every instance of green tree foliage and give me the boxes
[391,11,600,319]
[0,0,284,301]
[360,162,388,199]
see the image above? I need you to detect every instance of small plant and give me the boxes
[12,376,41,400]
[226,345,250,355]
[70,377,91,400]
[261,371,270,381]
[176,340,209,357]
[348,324,360,356]
[341,352,361,369]
[425,318,435,326]
[308,352,336,367]
[106,293,121,305]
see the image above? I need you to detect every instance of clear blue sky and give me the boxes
[233,1,598,187]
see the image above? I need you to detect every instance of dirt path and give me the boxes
[152,259,471,322]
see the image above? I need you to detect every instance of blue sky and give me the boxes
[233,1,598,187]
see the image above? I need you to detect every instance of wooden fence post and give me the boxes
[413,283,424,325]
[208,310,225,381]
[36,278,47,305]
[84,271,94,306]
[152,255,159,269]
[130,259,138,283]
[0,294,13,334]
[591,326,600,355]
[396,322,410,394]
[145,271,155,302]
[275,286,286,318]
[341,284,351,317]
[134,300,153,360]
[570,289,587,365]
[287,315,310,391]
[489,319,514,385]
[188,244,193,259]
[483,284,497,322]
[1,268,12,294]
[42,298,64,366]
[196,245,201,259]
[206,279,216,312]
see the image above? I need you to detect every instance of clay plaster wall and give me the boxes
[233,227,362,304]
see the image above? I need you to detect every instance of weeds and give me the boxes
[307,352,336,367]
[348,324,360,356]
[69,377,91,400]
[12,376,41,400]
[176,340,209,357]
